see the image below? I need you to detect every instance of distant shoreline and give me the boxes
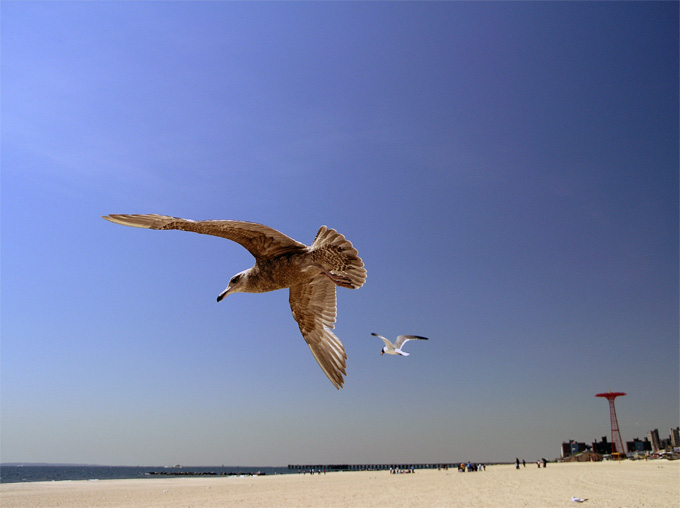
[0,461,514,468]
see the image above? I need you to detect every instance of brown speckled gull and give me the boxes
[102,214,366,389]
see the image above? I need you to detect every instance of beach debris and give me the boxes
[571,497,587,502]
[372,333,429,356]
[102,214,366,389]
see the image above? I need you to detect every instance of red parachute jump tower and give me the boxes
[595,390,626,458]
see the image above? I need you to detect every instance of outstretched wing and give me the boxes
[371,332,394,350]
[102,214,308,260]
[394,334,429,349]
[289,276,346,389]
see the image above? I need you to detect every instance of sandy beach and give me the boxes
[1,461,678,508]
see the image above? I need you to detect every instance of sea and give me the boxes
[0,465,293,484]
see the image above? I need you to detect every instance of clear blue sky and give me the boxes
[1,1,677,466]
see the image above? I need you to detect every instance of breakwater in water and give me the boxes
[145,470,267,477]
[1,466,292,483]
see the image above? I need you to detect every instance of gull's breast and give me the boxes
[250,255,317,293]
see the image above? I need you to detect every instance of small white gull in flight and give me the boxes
[102,214,366,389]
[371,333,428,356]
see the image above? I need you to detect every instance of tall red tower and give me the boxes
[595,390,627,457]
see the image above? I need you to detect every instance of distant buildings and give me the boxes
[648,429,661,451]
[561,427,679,460]
[561,440,589,458]
[648,427,679,451]
[671,427,680,448]
[627,437,652,454]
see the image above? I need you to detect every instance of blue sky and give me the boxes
[1,1,677,466]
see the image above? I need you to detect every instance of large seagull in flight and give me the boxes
[103,214,366,389]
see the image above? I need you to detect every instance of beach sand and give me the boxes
[1,461,678,508]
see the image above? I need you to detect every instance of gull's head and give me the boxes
[380,348,385,356]
[217,270,248,302]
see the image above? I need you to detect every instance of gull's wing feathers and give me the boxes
[394,335,429,349]
[371,332,395,349]
[102,214,307,260]
[289,276,346,389]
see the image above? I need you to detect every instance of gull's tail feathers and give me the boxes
[312,226,366,290]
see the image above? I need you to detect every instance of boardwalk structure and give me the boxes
[288,463,464,472]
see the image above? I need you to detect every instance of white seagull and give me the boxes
[102,214,366,389]
[371,333,429,356]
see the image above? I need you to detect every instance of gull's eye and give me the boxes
[230,274,242,285]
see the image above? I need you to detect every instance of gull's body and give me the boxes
[102,214,366,389]
[371,332,428,356]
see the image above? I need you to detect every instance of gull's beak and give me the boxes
[216,287,231,302]
[380,350,384,356]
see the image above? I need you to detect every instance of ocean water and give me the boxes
[0,465,292,484]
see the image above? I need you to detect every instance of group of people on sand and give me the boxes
[390,467,415,474]
[300,469,326,475]
[516,458,547,469]
[458,462,485,472]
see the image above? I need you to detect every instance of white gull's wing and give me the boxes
[289,276,346,389]
[371,332,394,351]
[394,335,429,349]
[102,214,308,260]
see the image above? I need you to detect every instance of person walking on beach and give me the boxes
[515,458,520,469]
